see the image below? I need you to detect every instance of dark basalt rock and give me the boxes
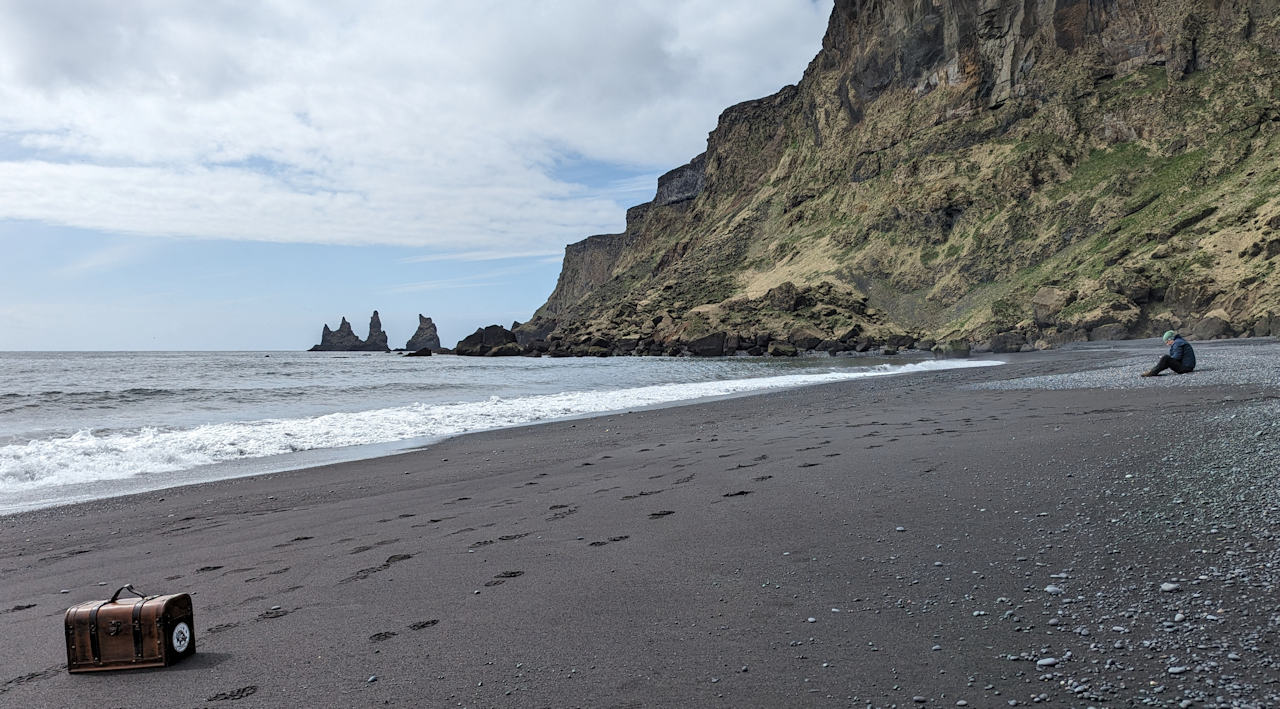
[1252,312,1276,337]
[767,341,798,357]
[309,311,390,352]
[364,311,389,352]
[989,331,1026,353]
[932,340,971,359]
[1192,315,1232,340]
[404,348,433,357]
[405,315,442,352]
[455,325,519,356]
[309,318,360,351]
[487,342,525,357]
[765,282,805,312]
[884,334,916,350]
[1089,323,1131,341]
[791,334,824,351]
[687,332,728,357]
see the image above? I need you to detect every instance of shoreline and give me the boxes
[0,354,1000,517]
[3,342,1277,707]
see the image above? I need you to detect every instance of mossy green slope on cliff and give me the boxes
[522,1,1280,353]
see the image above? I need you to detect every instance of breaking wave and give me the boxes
[0,359,999,497]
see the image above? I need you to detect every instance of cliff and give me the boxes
[309,311,391,352]
[518,0,1280,355]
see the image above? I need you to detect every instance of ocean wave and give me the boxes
[0,359,999,494]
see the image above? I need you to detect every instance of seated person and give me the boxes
[1141,330,1196,377]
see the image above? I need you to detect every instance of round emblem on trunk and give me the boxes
[172,621,192,652]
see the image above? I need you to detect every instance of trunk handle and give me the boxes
[109,584,146,603]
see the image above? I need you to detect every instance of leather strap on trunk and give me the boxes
[131,599,146,659]
[88,601,111,663]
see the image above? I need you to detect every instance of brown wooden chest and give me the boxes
[65,584,195,672]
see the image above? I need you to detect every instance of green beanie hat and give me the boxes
[1162,330,1177,341]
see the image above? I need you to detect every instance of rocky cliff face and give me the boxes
[518,0,1280,354]
[405,314,442,352]
[309,311,391,352]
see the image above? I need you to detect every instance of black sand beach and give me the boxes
[3,341,1279,708]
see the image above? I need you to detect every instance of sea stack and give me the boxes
[364,311,390,351]
[405,315,442,352]
[309,311,391,352]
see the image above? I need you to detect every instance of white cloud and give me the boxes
[385,263,544,294]
[0,1,831,251]
[400,249,565,264]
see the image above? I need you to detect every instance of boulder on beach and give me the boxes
[687,332,727,357]
[767,341,798,357]
[932,340,970,359]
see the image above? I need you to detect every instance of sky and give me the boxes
[0,0,833,350]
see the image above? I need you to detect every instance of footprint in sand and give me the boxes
[349,538,400,554]
[547,505,578,521]
[588,535,631,547]
[340,553,414,584]
[723,490,753,497]
[196,565,224,573]
[206,622,240,634]
[255,608,290,621]
[648,510,675,519]
[470,532,528,549]
[409,619,440,630]
[207,686,258,701]
[369,631,398,643]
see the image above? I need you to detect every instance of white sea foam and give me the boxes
[0,359,998,496]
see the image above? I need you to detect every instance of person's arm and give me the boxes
[1170,339,1187,362]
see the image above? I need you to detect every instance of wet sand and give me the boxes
[2,341,1278,708]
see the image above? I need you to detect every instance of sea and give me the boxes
[0,351,1000,514]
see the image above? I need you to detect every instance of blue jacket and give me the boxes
[1169,336,1196,370]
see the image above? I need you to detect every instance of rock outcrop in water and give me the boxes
[309,311,391,352]
[454,325,522,357]
[404,314,442,352]
[513,0,1280,356]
